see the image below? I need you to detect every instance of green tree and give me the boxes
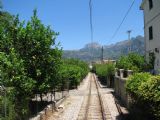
[0,50,35,119]
[0,9,62,119]
[116,53,145,72]
[60,59,89,89]
[5,10,62,99]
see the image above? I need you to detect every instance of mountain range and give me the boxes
[63,35,145,61]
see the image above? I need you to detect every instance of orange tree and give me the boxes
[0,9,62,119]
[116,53,145,72]
[60,59,89,89]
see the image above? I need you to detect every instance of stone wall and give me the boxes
[114,69,133,108]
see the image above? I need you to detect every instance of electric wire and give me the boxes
[89,0,94,61]
[89,0,93,62]
[111,0,135,40]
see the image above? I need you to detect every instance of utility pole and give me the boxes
[0,0,3,9]
[101,46,104,63]
[127,30,132,52]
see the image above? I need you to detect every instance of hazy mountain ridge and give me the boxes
[63,35,144,61]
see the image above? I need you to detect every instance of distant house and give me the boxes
[140,0,160,73]
[94,59,116,64]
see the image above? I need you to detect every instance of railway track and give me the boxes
[77,73,106,120]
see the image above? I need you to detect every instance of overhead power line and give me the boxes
[111,0,135,39]
[89,0,94,61]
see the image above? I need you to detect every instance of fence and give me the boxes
[29,81,70,119]
[0,86,15,120]
[0,82,69,120]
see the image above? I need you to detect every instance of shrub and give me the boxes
[60,59,89,89]
[139,76,160,102]
[126,73,160,119]
[106,63,115,77]
[139,76,160,118]
[95,64,108,79]
[126,73,152,96]
[95,63,115,86]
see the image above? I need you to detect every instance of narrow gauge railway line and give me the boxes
[77,73,106,120]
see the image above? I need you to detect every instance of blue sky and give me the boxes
[2,0,144,50]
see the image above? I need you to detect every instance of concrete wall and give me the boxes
[114,69,133,108]
[143,0,160,23]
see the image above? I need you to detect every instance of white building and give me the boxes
[140,0,160,72]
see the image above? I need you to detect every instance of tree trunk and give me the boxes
[40,94,43,102]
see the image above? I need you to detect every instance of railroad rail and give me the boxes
[77,73,106,120]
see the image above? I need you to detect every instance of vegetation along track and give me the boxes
[77,73,106,120]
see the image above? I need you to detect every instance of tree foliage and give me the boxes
[94,63,115,86]
[95,64,107,78]
[116,53,145,72]
[0,9,90,119]
[60,59,89,89]
[0,9,62,119]
[126,73,152,96]
[126,73,160,119]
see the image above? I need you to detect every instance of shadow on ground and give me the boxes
[112,92,156,120]
[29,100,52,118]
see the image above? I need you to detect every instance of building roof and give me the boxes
[140,0,147,10]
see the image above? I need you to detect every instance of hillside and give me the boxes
[63,35,144,61]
